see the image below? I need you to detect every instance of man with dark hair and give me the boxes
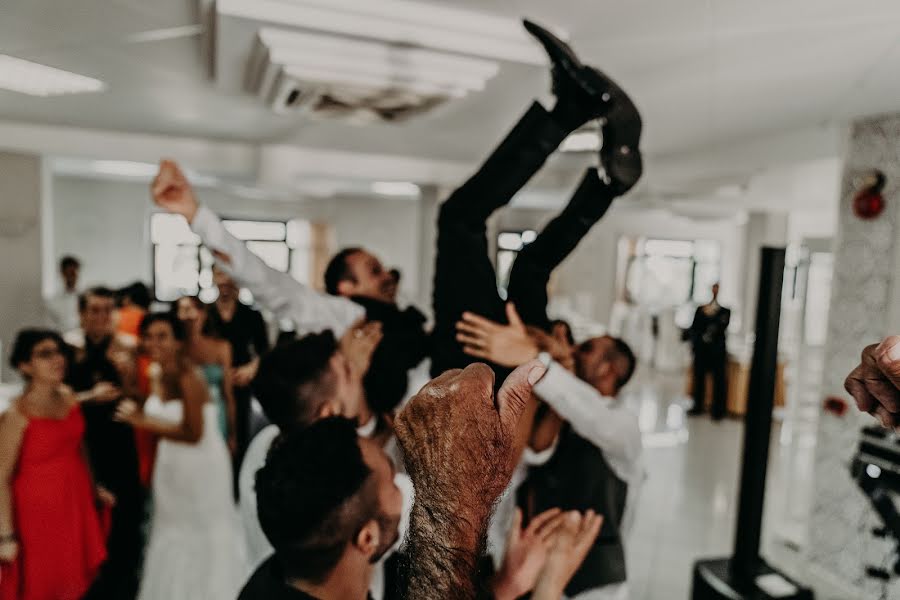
[454,307,643,600]
[240,417,405,600]
[152,169,428,416]
[46,254,82,333]
[241,362,595,600]
[64,286,145,600]
[238,322,383,571]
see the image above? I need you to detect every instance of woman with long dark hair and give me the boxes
[115,313,246,600]
[0,329,109,600]
[172,296,237,453]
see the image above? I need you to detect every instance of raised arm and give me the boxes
[0,407,27,563]
[533,361,642,476]
[151,159,364,336]
[218,342,238,453]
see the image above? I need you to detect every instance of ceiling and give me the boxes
[2,0,900,199]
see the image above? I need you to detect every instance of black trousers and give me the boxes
[692,348,727,418]
[430,102,617,377]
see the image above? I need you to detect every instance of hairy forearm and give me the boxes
[403,498,491,599]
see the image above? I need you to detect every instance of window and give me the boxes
[151,214,313,302]
[496,229,537,298]
[621,237,721,308]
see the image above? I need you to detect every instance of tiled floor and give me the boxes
[621,363,820,599]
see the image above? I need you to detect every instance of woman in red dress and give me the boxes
[0,329,109,600]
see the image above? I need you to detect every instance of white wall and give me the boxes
[51,175,423,300]
[0,153,47,381]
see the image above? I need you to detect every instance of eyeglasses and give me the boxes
[32,347,63,360]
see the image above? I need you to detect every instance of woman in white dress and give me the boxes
[115,312,247,600]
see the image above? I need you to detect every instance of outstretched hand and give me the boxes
[151,159,199,223]
[533,510,604,600]
[340,318,384,382]
[846,335,900,428]
[493,508,566,600]
[456,303,540,367]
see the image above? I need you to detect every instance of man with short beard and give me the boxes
[65,287,145,600]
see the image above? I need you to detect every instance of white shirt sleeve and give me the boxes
[190,205,364,336]
[532,361,643,485]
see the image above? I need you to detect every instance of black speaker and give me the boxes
[692,558,813,600]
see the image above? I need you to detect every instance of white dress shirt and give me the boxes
[533,358,645,600]
[46,288,80,334]
[191,206,364,337]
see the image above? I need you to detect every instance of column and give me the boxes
[0,152,50,382]
[808,115,900,598]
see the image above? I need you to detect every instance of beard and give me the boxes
[370,512,401,564]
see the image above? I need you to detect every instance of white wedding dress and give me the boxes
[138,396,248,600]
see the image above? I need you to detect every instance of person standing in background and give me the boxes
[46,256,82,334]
[116,282,152,338]
[65,287,145,600]
[685,283,731,420]
[206,266,270,460]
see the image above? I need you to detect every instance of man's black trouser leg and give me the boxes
[711,355,728,419]
[506,168,617,331]
[431,103,569,377]
[83,489,145,600]
[693,355,708,412]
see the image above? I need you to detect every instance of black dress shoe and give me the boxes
[687,408,705,417]
[598,70,643,195]
[523,19,614,130]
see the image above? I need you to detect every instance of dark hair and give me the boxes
[256,418,376,582]
[551,319,576,346]
[9,329,69,373]
[139,312,187,342]
[78,286,115,313]
[609,337,637,389]
[59,255,80,271]
[171,296,222,338]
[118,282,152,310]
[323,247,363,295]
[251,331,339,429]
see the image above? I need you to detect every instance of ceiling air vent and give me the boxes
[246,28,500,123]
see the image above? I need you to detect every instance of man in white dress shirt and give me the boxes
[456,306,643,600]
[46,255,82,334]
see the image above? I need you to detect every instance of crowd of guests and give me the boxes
[0,17,889,600]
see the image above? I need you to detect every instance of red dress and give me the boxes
[0,405,107,600]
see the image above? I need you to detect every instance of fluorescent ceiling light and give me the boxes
[372,181,420,197]
[90,160,158,177]
[0,55,106,97]
[560,130,600,153]
[219,0,560,65]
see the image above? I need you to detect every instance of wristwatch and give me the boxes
[537,351,552,368]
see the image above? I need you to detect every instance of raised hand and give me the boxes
[846,336,900,428]
[339,318,384,382]
[151,159,199,223]
[395,360,547,599]
[456,303,540,367]
[533,510,604,600]
[493,508,566,600]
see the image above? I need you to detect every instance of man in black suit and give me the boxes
[686,283,731,420]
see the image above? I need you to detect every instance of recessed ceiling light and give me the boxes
[560,130,600,153]
[0,55,106,97]
[372,181,420,197]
